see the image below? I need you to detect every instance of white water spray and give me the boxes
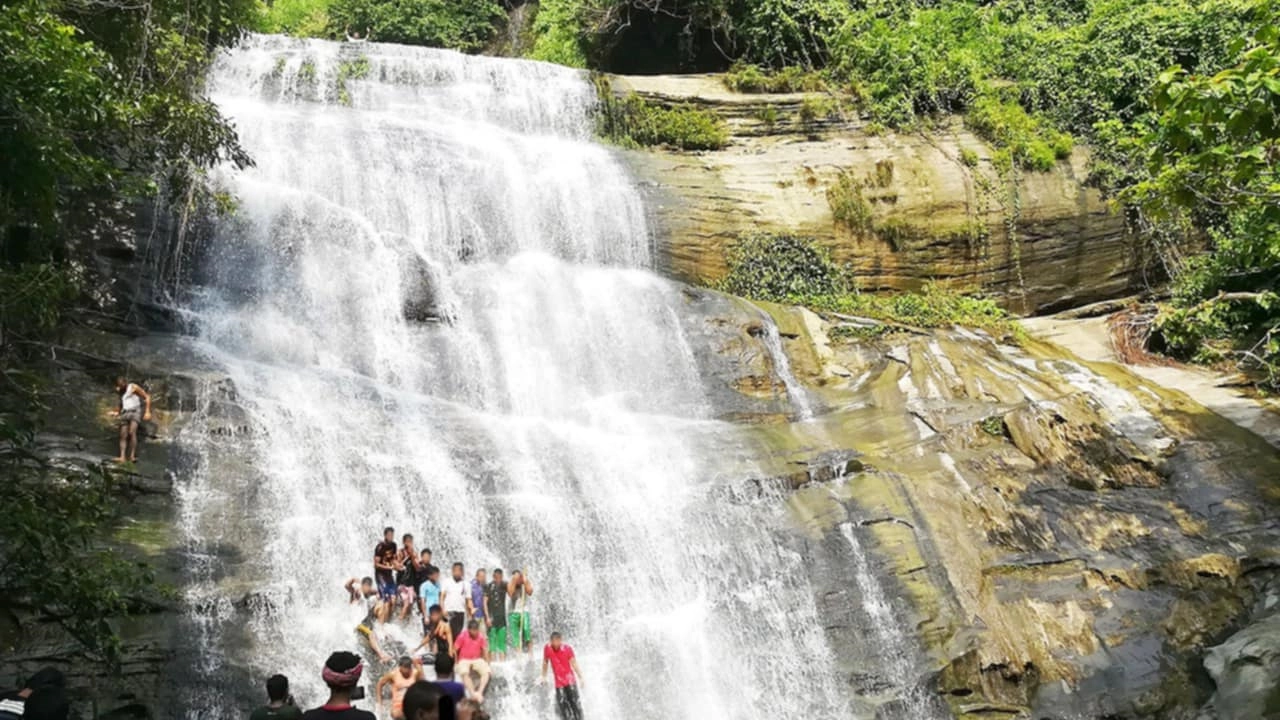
[176,35,852,719]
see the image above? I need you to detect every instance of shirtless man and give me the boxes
[375,657,422,720]
[345,576,392,663]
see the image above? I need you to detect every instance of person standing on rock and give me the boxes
[466,568,487,630]
[250,674,301,720]
[397,534,422,621]
[440,563,469,640]
[419,565,443,626]
[541,632,584,720]
[483,569,508,662]
[507,569,534,658]
[374,528,399,603]
[110,376,151,463]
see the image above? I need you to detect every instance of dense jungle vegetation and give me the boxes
[1,0,255,666]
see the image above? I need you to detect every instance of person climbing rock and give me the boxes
[400,682,456,720]
[418,558,441,621]
[375,657,422,720]
[374,528,398,602]
[250,674,301,720]
[110,376,151,463]
[466,568,487,630]
[440,563,469,640]
[397,534,422,621]
[430,655,466,704]
[346,577,392,664]
[541,632,584,720]
[483,569,508,661]
[507,569,534,658]
[302,651,375,720]
[453,620,491,703]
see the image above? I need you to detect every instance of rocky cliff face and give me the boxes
[612,74,1147,315]
[679,288,1280,719]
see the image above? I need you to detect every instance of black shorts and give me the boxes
[448,611,465,639]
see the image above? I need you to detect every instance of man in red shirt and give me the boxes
[541,632,584,720]
[453,619,492,703]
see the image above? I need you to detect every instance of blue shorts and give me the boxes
[378,581,397,599]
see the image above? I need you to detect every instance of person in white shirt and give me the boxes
[440,562,470,640]
[110,376,151,463]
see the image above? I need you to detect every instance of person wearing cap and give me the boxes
[541,632,584,720]
[301,651,375,720]
[453,620,491,703]
[375,657,422,720]
[250,674,301,720]
[0,667,65,720]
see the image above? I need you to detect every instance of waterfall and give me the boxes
[758,319,815,421]
[838,523,943,718]
[177,35,853,718]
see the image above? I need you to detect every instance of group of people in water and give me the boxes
[298,527,584,720]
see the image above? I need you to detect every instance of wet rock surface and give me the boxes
[718,298,1280,719]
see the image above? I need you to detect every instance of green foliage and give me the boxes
[807,284,1020,337]
[826,170,874,234]
[596,82,728,150]
[959,147,980,167]
[529,0,589,67]
[716,233,1017,336]
[0,0,253,244]
[527,0,852,70]
[966,94,1072,171]
[717,234,850,300]
[1129,16,1280,389]
[0,264,80,345]
[724,63,828,93]
[257,0,333,36]
[980,415,1008,437]
[335,55,372,105]
[327,0,503,51]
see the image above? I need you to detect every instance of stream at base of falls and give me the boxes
[174,34,939,719]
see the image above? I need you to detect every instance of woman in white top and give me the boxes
[111,376,151,463]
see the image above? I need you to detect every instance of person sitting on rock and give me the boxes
[453,620,491,703]
[110,375,151,463]
[346,577,391,663]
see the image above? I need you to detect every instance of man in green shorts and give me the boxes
[508,569,534,658]
[484,568,509,660]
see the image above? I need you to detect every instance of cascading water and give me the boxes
[838,523,942,718]
[176,35,857,718]
[759,320,815,422]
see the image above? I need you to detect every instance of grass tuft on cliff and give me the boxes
[716,233,1019,338]
[594,79,727,150]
